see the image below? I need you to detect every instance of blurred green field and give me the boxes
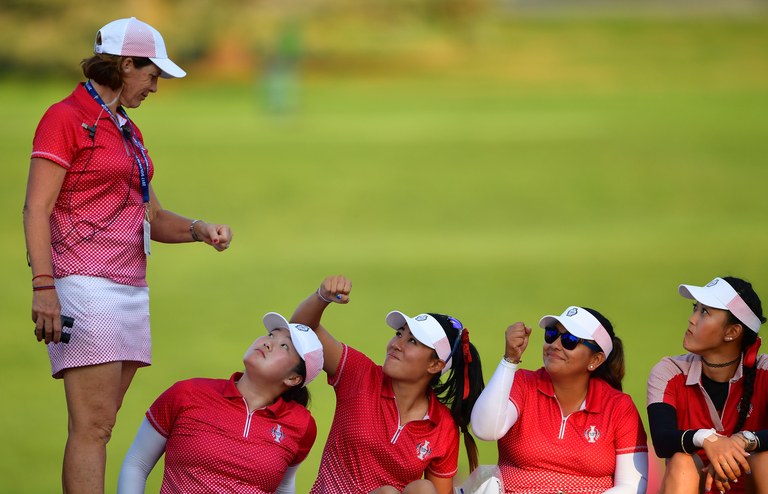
[3,17,768,493]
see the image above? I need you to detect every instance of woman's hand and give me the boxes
[195,221,232,251]
[318,275,351,304]
[32,289,62,344]
[504,322,531,364]
[702,434,750,493]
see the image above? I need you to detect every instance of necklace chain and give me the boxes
[701,356,740,368]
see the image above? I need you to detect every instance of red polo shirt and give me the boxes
[498,368,647,494]
[647,352,768,494]
[311,345,459,494]
[147,372,316,493]
[31,83,153,286]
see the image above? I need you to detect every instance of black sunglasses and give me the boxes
[544,326,601,352]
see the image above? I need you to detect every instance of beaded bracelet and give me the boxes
[503,355,522,365]
[316,288,335,304]
[33,285,56,291]
[189,219,203,242]
[32,274,54,282]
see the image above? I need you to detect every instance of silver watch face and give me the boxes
[742,430,757,441]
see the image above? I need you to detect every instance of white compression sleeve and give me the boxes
[470,358,519,440]
[117,418,167,494]
[274,464,299,494]
[602,452,648,494]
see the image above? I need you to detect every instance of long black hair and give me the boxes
[427,313,485,472]
[583,307,625,391]
[723,276,765,432]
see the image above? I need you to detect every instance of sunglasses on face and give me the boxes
[544,326,601,352]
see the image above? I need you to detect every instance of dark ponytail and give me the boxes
[428,313,485,473]
[583,307,625,391]
[280,358,310,408]
[723,276,765,432]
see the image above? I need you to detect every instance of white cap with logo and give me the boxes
[94,17,186,79]
[679,277,762,333]
[385,311,456,374]
[262,312,324,386]
[538,306,613,357]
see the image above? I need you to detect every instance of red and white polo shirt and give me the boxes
[31,83,153,286]
[147,372,317,493]
[311,345,460,493]
[499,368,647,494]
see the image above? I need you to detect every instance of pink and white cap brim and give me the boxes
[679,277,761,333]
[538,306,613,357]
[385,311,452,373]
[94,17,186,78]
[262,312,324,386]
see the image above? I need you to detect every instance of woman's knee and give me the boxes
[369,487,401,494]
[402,479,438,494]
[660,453,700,494]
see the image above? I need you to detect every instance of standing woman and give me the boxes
[117,312,322,493]
[290,275,485,494]
[23,17,232,492]
[647,276,768,493]
[470,306,648,493]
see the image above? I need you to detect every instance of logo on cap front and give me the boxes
[567,308,578,317]
[295,324,311,332]
[706,279,719,287]
[415,315,429,321]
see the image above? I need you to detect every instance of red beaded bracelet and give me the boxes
[32,285,56,291]
[32,274,54,282]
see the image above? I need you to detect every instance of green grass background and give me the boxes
[3,18,768,493]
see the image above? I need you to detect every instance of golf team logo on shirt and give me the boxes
[416,440,432,460]
[296,324,311,332]
[566,307,578,317]
[584,425,601,443]
[272,424,285,443]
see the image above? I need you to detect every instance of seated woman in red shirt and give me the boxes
[117,312,323,493]
[290,275,485,494]
[470,306,648,494]
[647,276,768,494]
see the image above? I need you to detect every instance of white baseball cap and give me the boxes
[385,311,456,374]
[94,17,186,79]
[262,312,324,386]
[538,306,613,357]
[679,277,762,333]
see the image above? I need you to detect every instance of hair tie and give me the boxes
[744,336,762,368]
[461,328,472,399]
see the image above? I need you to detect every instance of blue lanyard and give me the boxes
[84,80,150,203]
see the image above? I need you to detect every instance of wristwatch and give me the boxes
[736,430,758,452]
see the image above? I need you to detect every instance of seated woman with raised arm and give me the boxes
[291,275,485,494]
[471,306,648,494]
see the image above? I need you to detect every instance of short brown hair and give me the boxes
[81,54,153,90]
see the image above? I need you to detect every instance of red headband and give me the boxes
[461,328,472,400]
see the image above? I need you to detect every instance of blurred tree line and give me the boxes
[0,0,493,80]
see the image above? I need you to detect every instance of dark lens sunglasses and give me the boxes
[544,326,601,352]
